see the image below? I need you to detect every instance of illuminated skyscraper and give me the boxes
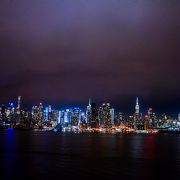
[59,110,65,124]
[134,97,144,129]
[86,98,92,125]
[48,105,54,121]
[146,108,157,128]
[32,103,43,125]
[18,96,21,110]
[16,96,21,115]
[110,108,115,125]
[79,112,86,124]
[58,111,61,124]
[1,104,6,122]
[37,103,43,123]
[135,97,139,114]
[90,102,99,128]
[178,114,180,121]
[44,107,49,121]
[86,99,99,128]
[73,108,81,123]
[70,108,81,126]
[64,109,72,124]
[98,107,103,126]
[102,103,112,128]
[48,105,52,113]
[114,112,123,126]
[32,105,38,123]
[88,98,91,107]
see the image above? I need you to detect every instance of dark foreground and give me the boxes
[0,129,180,179]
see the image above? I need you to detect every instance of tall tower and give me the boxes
[90,102,98,128]
[110,108,115,125]
[134,97,139,130]
[86,98,91,125]
[102,103,112,128]
[134,97,144,130]
[18,96,21,109]
[135,97,139,114]
[38,103,43,122]
[88,98,91,106]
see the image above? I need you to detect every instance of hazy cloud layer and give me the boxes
[0,0,180,112]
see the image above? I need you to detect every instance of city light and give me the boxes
[0,96,180,134]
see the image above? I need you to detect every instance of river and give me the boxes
[0,129,180,179]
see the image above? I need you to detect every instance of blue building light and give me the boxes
[8,102,14,107]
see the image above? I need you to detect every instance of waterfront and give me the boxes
[0,130,180,179]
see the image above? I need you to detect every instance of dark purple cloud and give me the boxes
[0,0,180,112]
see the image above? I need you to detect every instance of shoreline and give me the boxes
[1,127,180,134]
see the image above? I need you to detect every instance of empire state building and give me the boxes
[135,97,139,114]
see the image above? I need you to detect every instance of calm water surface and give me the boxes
[0,129,180,179]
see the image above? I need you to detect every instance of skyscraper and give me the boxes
[18,96,21,110]
[44,107,49,121]
[134,97,144,130]
[178,114,180,121]
[135,97,139,114]
[58,111,61,124]
[110,108,115,125]
[71,108,81,127]
[86,99,99,128]
[98,107,103,126]
[102,103,112,128]
[0,104,6,123]
[37,103,43,123]
[16,96,21,115]
[90,102,99,128]
[86,98,92,125]
[64,109,72,125]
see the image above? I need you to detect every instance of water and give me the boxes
[0,129,180,179]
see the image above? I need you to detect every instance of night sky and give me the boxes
[0,0,180,114]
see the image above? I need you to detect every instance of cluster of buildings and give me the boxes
[0,96,180,132]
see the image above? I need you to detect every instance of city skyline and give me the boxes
[1,95,180,116]
[1,95,180,134]
[0,96,180,117]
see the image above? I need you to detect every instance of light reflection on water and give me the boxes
[0,130,180,179]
